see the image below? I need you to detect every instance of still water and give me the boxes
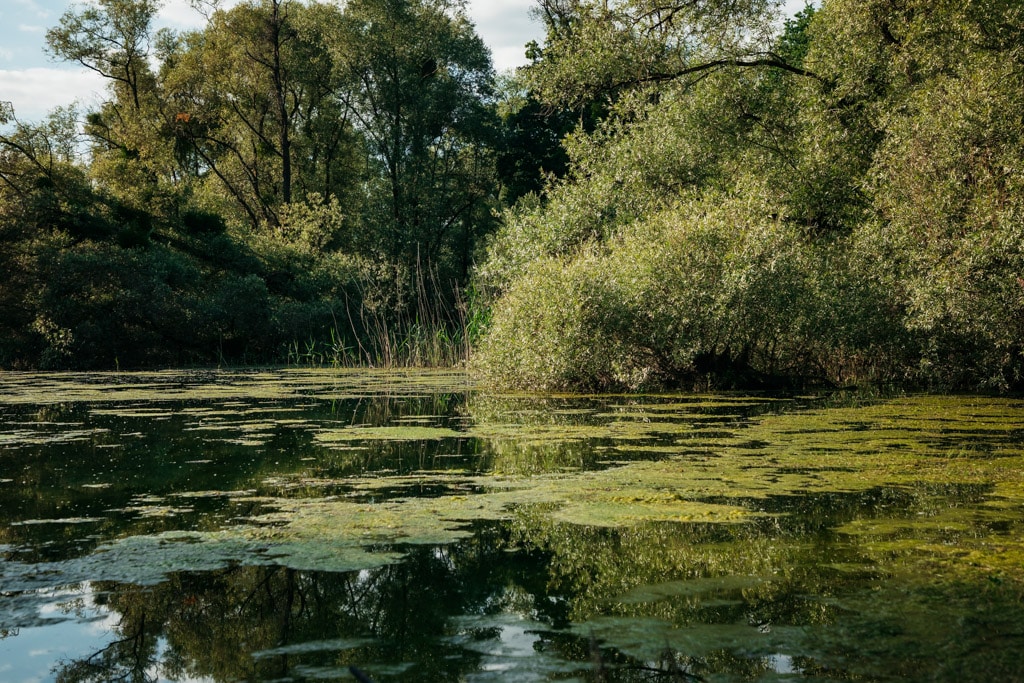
[1,369,1022,681]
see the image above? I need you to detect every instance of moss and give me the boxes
[97,394,1023,574]
[315,426,463,443]
[0,368,475,405]
[4,371,1024,615]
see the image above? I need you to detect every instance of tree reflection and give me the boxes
[53,520,741,681]
[56,588,159,683]
[50,525,528,681]
[46,491,1024,682]
[24,385,1024,683]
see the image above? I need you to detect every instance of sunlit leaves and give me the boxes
[524,0,784,109]
[476,0,1024,391]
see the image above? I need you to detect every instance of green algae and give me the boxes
[0,530,404,592]
[252,638,376,659]
[7,456,757,586]
[94,469,752,568]
[89,408,178,418]
[704,396,1024,495]
[4,371,1024,682]
[4,375,1023,581]
[0,367,474,405]
[0,427,110,446]
[315,425,463,443]
[12,517,105,525]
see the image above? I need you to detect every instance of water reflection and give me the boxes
[45,527,549,682]
[0,384,780,565]
[30,489,1024,682]
[1,372,1024,680]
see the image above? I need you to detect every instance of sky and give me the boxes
[0,0,807,122]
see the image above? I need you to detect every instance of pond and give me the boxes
[1,369,1022,682]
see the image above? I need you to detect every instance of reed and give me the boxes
[286,259,475,368]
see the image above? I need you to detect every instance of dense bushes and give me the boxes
[473,0,1024,392]
[478,187,909,391]
[3,0,1022,388]
[0,128,465,369]
[0,215,474,370]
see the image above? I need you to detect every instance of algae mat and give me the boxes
[1,370,1022,681]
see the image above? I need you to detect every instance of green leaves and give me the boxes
[524,0,791,110]
[476,0,1024,391]
[46,0,161,110]
[330,0,498,276]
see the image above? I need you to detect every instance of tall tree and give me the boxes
[331,0,499,278]
[47,0,177,218]
[46,0,160,112]
[160,0,360,229]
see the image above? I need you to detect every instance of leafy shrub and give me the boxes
[33,242,201,368]
[476,185,909,391]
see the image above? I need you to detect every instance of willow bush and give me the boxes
[477,185,907,391]
[474,0,1024,391]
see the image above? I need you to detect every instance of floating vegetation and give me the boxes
[0,368,475,406]
[315,426,463,443]
[252,638,376,659]
[0,427,110,447]
[1,371,1023,681]
[11,517,105,526]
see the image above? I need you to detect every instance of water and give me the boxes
[1,369,1022,681]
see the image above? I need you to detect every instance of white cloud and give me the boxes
[490,45,530,73]
[12,0,51,20]
[156,0,210,29]
[466,0,543,72]
[467,0,535,23]
[0,67,105,121]
[156,0,243,30]
[783,0,815,15]
[18,23,44,32]
[0,48,13,62]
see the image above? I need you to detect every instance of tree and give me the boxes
[807,0,1024,387]
[161,0,361,229]
[0,105,97,366]
[522,0,817,110]
[47,0,177,219]
[330,0,499,279]
[46,0,160,112]
[474,0,1024,391]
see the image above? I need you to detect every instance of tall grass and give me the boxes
[286,260,476,369]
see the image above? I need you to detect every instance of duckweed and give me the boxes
[1,371,1023,681]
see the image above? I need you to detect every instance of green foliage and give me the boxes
[46,0,160,111]
[523,0,783,110]
[155,0,364,228]
[493,78,574,203]
[3,0,1023,387]
[0,0,501,370]
[329,0,500,282]
[812,0,1024,388]
[478,186,905,391]
[776,4,815,67]
[474,0,1024,391]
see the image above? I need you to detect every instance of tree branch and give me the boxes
[639,55,821,85]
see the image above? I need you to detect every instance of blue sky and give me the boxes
[1,0,807,122]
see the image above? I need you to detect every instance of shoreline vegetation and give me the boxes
[1,0,1022,392]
